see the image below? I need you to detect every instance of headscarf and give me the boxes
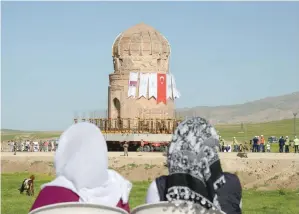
[42,122,132,206]
[166,117,226,210]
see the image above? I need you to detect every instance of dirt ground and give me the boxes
[1,152,299,190]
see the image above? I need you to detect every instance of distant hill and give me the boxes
[0,129,25,133]
[177,92,299,124]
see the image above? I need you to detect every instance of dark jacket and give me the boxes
[279,138,285,147]
[253,137,258,145]
[155,172,242,214]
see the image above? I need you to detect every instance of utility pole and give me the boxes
[293,112,297,137]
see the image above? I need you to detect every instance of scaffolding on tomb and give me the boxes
[73,109,182,134]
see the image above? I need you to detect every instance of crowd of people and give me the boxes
[7,140,57,153]
[218,135,299,153]
[26,117,242,214]
[277,136,299,153]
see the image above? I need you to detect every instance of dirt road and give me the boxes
[1,152,298,190]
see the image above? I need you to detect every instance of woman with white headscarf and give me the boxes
[30,122,132,212]
[146,117,242,214]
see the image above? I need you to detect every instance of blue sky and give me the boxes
[2,2,299,131]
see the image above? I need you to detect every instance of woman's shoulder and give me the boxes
[217,172,242,214]
[155,175,168,185]
[145,175,168,204]
[116,199,130,213]
[40,186,79,197]
[223,172,242,188]
[30,186,79,211]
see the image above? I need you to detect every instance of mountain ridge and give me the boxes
[176,91,299,124]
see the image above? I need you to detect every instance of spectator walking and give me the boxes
[123,142,129,156]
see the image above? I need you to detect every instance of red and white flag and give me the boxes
[157,73,167,104]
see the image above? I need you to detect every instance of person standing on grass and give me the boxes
[260,135,265,152]
[220,136,225,152]
[44,141,49,152]
[266,141,271,152]
[51,140,55,152]
[30,122,132,213]
[13,141,17,155]
[8,141,12,152]
[146,117,242,214]
[39,141,43,152]
[30,141,34,152]
[253,136,258,152]
[25,141,29,152]
[285,136,290,153]
[294,136,299,153]
[256,136,260,152]
[233,137,238,152]
[279,136,285,153]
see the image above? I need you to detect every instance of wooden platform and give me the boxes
[102,133,172,142]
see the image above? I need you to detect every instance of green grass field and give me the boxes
[1,173,299,214]
[215,118,299,142]
[0,131,61,141]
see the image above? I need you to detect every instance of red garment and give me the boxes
[30,186,130,213]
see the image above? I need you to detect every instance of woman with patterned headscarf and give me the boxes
[146,117,242,214]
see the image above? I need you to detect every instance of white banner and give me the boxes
[127,72,138,98]
[166,73,173,99]
[171,74,181,99]
[148,73,158,99]
[138,73,149,98]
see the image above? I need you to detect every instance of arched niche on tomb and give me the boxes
[113,97,121,118]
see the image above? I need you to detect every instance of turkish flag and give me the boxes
[157,73,167,104]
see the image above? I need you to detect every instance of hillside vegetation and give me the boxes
[1,118,298,142]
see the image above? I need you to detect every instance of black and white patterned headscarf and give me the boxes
[166,117,226,211]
